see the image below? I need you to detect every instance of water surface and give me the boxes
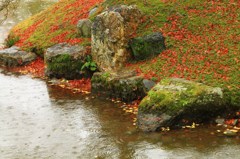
[0,69,240,159]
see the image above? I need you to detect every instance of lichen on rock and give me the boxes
[91,5,142,72]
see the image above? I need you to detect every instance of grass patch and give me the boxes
[4,35,19,47]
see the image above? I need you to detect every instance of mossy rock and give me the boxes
[137,78,228,132]
[91,5,143,72]
[45,43,90,79]
[129,32,166,61]
[91,71,155,102]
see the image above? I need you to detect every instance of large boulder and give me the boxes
[0,46,36,67]
[77,19,92,38]
[137,78,227,132]
[45,43,89,79]
[91,71,155,102]
[91,5,142,72]
[130,32,166,60]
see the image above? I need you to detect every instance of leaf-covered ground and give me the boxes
[10,0,103,51]
[8,0,240,106]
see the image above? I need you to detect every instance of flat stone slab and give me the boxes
[0,46,37,67]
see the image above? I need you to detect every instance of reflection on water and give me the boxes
[0,0,57,47]
[0,70,240,159]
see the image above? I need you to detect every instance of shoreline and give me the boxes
[1,63,240,136]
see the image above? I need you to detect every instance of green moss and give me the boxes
[29,46,45,57]
[10,0,174,52]
[91,72,110,84]
[10,0,95,52]
[139,78,225,115]
[47,54,83,75]
[100,0,173,36]
[223,87,240,109]
[102,72,110,78]
[4,35,20,48]
[139,89,186,115]
[91,73,146,102]
[130,37,164,60]
[8,0,240,106]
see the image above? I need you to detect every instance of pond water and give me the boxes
[1,69,240,159]
[0,0,240,159]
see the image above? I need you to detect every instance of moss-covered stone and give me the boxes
[129,32,166,60]
[222,87,240,109]
[91,71,154,102]
[45,43,90,79]
[137,78,227,132]
[91,72,111,95]
[46,54,84,79]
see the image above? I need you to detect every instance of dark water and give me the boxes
[1,69,240,159]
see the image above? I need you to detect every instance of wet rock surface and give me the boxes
[91,5,142,72]
[137,78,227,132]
[0,46,36,67]
[91,71,153,102]
[45,43,88,79]
[130,32,166,60]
